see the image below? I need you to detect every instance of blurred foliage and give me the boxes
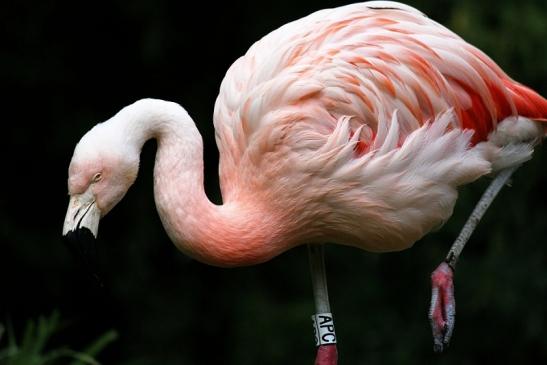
[0,312,117,365]
[1,0,546,364]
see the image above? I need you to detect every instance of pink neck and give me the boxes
[121,99,288,267]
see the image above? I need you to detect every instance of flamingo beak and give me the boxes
[62,189,102,284]
[63,189,101,238]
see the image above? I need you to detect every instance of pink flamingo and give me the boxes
[63,1,547,363]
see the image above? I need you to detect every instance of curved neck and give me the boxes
[115,99,286,267]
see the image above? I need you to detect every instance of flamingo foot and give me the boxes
[315,344,338,365]
[428,262,455,353]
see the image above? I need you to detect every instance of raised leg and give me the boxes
[429,165,520,352]
[308,244,338,365]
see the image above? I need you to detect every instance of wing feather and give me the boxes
[213,1,547,199]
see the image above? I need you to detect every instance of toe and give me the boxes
[429,262,455,352]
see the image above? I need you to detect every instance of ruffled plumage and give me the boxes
[210,1,547,252]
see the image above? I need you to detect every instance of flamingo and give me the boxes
[62,1,547,363]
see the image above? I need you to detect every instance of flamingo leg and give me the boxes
[308,244,338,365]
[429,164,520,352]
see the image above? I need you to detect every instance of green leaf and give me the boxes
[0,312,117,365]
[43,348,100,365]
[69,330,118,365]
[34,312,60,355]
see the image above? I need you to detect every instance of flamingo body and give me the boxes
[210,1,547,262]
[64,1,547,268]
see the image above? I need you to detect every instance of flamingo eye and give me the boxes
[92,172,103,182]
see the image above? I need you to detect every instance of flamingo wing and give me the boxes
[214,2,547,162]
[212,2,547,249]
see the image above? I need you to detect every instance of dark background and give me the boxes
[2,0,547,364]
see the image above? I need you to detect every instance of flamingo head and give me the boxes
[62,121,139,240]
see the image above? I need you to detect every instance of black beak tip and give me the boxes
[63,227,97,255]
[63,228,103,287]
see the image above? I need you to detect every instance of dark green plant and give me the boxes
[0,312,117,365]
